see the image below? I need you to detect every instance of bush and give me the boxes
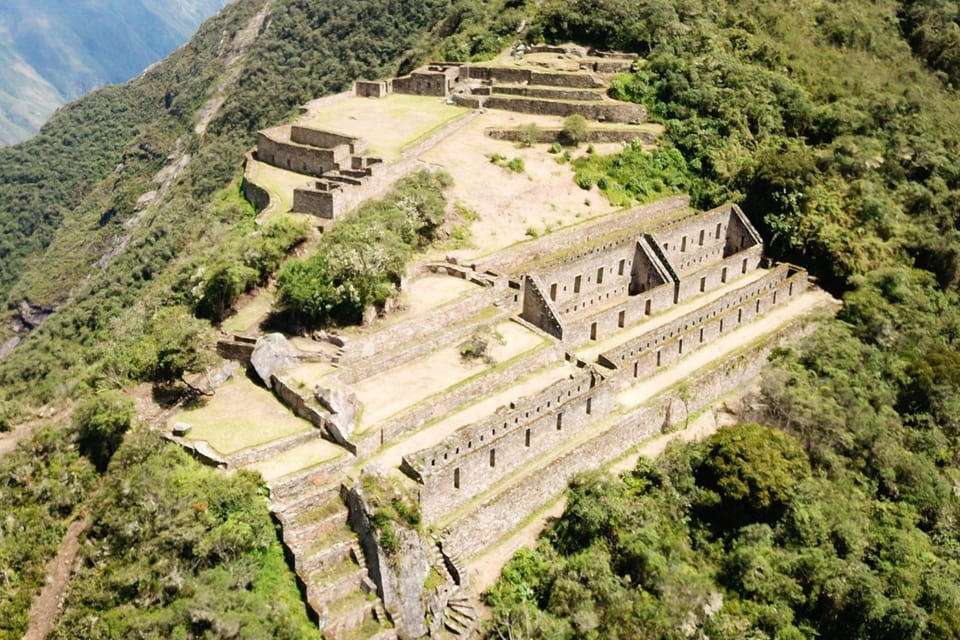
[517,122,541,147]
[507,157,526,173]
[74,390,136,471]
[276,170,451,327]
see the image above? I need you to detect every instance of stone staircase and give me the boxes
[272,482,394,639]
[443,594,478,637]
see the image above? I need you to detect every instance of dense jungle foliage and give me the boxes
[486,0,960,638]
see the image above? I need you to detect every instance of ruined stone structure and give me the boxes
[194,47,835,640]
[352,47,647,124]
[254,124,384,219]
[205,191,826,638]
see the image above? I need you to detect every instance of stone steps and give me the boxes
[443,595,478,636]
[294,527,357,575]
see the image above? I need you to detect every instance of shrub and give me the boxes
[507,157,526,173]
[517,122,542,147]
[74,390,136,471]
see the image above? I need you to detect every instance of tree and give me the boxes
[561,114,589,146]
[696,423,811,530]
[144,306,217,392]
[74,390,136,471]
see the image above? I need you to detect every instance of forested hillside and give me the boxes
[2,0,960,637]
[485,1,960,638]
[0,0,230,145]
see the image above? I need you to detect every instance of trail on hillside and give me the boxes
[22,512,90,640]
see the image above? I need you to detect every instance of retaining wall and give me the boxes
[336,284,508,374]
[351,341,566,458]
[482,96,647,123]
[412,369,617,524]
[485,127,657,145]
[477,196,690,275]
[492,86,604,101]
[441,314,820,558]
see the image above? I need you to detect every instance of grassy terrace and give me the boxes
[300,94,468,161]
[352,319,549,431]
[171,376,314,455]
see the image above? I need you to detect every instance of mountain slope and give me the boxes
[0,0,231,145]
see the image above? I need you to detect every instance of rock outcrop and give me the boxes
[250,333,300,388]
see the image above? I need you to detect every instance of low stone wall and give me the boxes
[273,375,357,454]
[216,337,255,364]
[224,429,325,467]
[482,96,648,123]
[352,341,566,458]
[442,313,821,559]
[337,284,507,371]
[485,126,657,145]
[477,196,691,275]
[492,86,603,101]
[412,368,616,524]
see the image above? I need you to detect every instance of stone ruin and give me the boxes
[255,124,384,219]
[206,191,827,639]
[354,45,647,124]
[202,46,835,640]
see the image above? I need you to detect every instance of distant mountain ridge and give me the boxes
[0,0,231,145]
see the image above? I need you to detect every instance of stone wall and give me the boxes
[462,66,603,89]
[273,375,357,453]
[476,196,690,275]
[292,185,342,218]
[351,341,566,458]
[481,96,647,123]
[257,129,345,177]
[492,86,603,101]
[241,152,273,214]
[411,368,617,524]
[606,267,809,384]
[441,314,821,558]
[485,126,658,145]
[290,126,365,155]
[520,275,563,339]
[336,284,509,374]
[561,281,675,347]
[355,80,389,98]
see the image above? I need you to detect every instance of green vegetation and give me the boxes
[74,390,136,471]
[560,114,589,146]
[0,426,98,638]
[361,473,421,556]
[276,170,451,326]
[517,122,542,147]
[50,431,315,639]
[573,144,695,205]
[486,1,960,637]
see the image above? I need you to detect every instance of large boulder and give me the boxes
[315,384,359,440]
[250,333,300,388]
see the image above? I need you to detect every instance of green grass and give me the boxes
[173,377,313,455]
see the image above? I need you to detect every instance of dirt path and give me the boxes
[23,512,90,640]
